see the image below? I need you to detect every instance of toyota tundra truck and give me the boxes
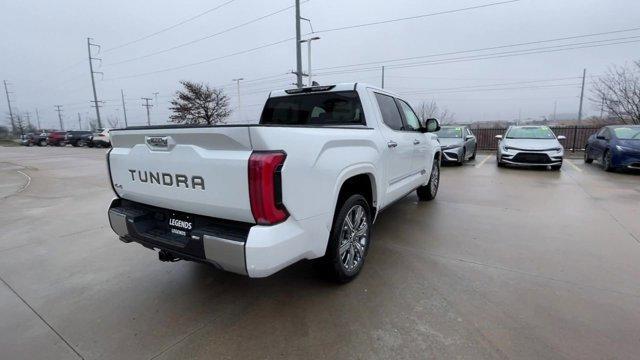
[107,83,441,282]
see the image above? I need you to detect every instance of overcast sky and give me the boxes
[2,0,639,129]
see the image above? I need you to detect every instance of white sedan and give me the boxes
[496,126,565,170]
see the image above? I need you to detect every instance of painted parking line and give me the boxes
[475,155,492,168]
[564,159,583,172]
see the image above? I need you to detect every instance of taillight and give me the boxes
[248,151,288,225]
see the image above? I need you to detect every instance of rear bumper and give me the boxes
[108,198,329,278]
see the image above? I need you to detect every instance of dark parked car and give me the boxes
[36,131,50,146]
[65,130,93,147]
[585,125,640,171]
[47,131,68,146]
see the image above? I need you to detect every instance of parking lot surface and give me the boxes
[1,146,639,359]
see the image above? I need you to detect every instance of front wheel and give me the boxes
[584,145,593,164]
[458,148,466,166]
[417,158,440,201]
[319,194,371,283]
[603,150,614,172]
[469,146,477,160]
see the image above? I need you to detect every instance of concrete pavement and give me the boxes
[0,147,639,359]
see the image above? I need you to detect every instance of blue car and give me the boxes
[584,125,640,171]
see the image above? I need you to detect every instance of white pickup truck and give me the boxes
[107,83,441,282]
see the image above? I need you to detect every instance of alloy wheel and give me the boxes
[339,205,368,272]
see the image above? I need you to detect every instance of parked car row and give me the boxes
[20,128,111,148]
[436,124,640,172]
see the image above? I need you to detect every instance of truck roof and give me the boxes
[269,82,395,98]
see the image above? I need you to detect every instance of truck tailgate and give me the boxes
[108,126,254,223]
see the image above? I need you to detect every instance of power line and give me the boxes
[397,83,582,96]
[394,76,582,94]
[103,0,239,53]
[313,35,640,77]
[106,37,295,80]
[312,0,521,34]
[104,2,300,67]
[314,26,640,72]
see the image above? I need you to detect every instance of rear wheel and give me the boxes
[319,194,371,283]
[77,140,85,147]
[38,140,47,146]
[418,158,440,201]
[584,145,593,164]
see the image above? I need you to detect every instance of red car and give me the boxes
[47,131,68,146]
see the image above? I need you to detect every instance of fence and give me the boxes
[472,126,600,151]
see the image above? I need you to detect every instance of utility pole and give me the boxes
[381,66,385,89]
[77,113,82,130]
[35,108,41,130]
[294,0,303,88]
[120,89,128,127]
[3,80,16,136]
[300,37,320,86]
[87,37,103,128]
[573,68,587,152]
[232,78,244,123]
[54,105,64,130]
[141,97,153,126]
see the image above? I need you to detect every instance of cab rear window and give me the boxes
[260,91,366,126]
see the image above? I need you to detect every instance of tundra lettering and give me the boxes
[128,169,205,190]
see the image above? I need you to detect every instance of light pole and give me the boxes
[300,37,320,86]
[232,78,244,123]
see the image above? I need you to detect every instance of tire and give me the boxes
[469,146,477,160]
[77,140,85,147]
[87,142,94,148]
[71,141,79,147]
[584,145,593,164]
[458,148,466,166]
[38,140,47,146]
[551,165,562,171]
[603,150,614,172]
[418,157,440,201]
[497,154,505,167]
[319,194,371,283]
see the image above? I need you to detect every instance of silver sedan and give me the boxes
[435,126,477,165]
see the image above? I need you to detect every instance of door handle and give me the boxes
[413,140,421,145]
[387,141,398,148]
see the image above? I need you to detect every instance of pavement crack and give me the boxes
[564,169,640,245]
[0,275,85,360]
[148,323,207,360]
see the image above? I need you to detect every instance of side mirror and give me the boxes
[495,135,503,140]
[465,135,474,140]
[423,118,440,133]
[557,135,566,140]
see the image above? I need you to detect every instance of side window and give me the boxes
[397,100,421,131]
[603,129,611,140]
[374,93,403,131]
[596,128,606,137]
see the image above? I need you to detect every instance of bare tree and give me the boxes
[169,81,232,125]
[417,100,455,124]
[591,60,640,125]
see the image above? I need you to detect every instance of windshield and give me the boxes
[436,127,463,138]
[260,91,365,126]
[506,126,555,139]
[613,126,640,140]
